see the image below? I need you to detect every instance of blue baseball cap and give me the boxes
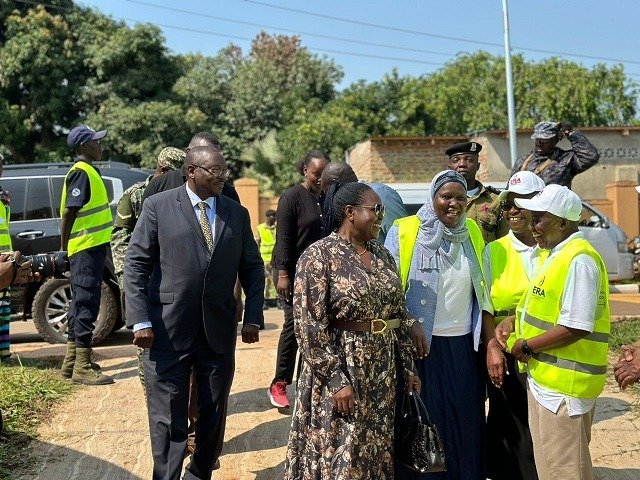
[67,125,107,148]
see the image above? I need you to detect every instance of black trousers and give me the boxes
[67,244,106,348]
[272,296,297,385]
[486,353,538,480]
[143,343,235,480]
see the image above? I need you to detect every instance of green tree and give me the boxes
[221,32,343,164]
[0,5,80,160]
[86,96,206,168]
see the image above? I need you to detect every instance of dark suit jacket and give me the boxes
[124,185,264,354]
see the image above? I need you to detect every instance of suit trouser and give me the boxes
[527,388,595,480]
[143,344,235,480]
[67,244,106,348]
[272,297,297,385]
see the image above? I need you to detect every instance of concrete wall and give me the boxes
[471,127,640,200]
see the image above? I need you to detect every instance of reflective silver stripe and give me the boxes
[69,221,113,239]
[523,312,609,343]
[534,352,607,375]
[495,309,515,318]
[0,245,11,251]
[0,228,8,234]
[76,203,110,219]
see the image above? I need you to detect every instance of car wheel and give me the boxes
[31,278,118,345]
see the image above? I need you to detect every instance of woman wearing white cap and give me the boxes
[482,171,545,480]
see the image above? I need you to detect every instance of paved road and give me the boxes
[8,307,640,479]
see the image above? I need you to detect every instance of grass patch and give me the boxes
[0,356,75,479]
[610,317,640,350]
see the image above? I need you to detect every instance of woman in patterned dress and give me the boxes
[283,182,422,480]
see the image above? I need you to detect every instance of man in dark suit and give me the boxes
[125,146,264,480]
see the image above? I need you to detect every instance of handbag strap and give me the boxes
[410,392,435,427]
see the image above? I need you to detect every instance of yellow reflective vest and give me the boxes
[486,235,548,326]
[0,201,11,254]
[513,237,610,398]
[257,222,276,263]
[60,161,113,256]
[395,216,484,291]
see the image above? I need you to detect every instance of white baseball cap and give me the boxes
[514,184,583,221]
[498,171,546,202]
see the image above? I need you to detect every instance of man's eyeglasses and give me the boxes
[194,164,230,179]
[352,204,386,217]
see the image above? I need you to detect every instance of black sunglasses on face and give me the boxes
[501,201,521,211]
[351,203,386,216]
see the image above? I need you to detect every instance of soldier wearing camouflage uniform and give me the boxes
[111,147,185,288]
[447,141,508,243]
[511,121,600,189]
[111,147,185,389]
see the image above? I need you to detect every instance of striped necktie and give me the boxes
[198,201,213,252]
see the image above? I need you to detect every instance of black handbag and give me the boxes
[395,392,446,473]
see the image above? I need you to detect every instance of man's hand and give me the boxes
[558,121,573,138]
[0,252,32,288]
[614,344,640,390]
[486,338,508,388]
[276,275,291,300]
[510,338,530,363]
[495,315,515,350]
[241,324,259,344]
[133,328,154,348]
[410,322,428,358]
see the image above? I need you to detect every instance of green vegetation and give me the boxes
[610,318,640,351]
[0,1,638,194]
[0,356,75,478]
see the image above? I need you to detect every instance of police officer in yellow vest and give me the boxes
[255,209,277,309]
[60,126,114,385]
[482,171,545,480]
[495,184,610,480]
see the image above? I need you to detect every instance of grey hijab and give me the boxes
[416,170,469,265]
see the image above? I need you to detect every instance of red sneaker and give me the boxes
[268,381,290,408]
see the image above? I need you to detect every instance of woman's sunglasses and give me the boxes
[352,204,386,216]
[501,201,521,211]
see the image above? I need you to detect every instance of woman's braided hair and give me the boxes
[322,182,372,237]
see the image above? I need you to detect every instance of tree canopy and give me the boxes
[0,1,637,193]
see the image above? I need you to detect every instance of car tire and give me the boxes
[31,278,118,345]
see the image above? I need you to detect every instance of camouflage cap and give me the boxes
[157,147,186,170]
[531,121,560,140]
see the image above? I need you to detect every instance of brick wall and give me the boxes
[348,136,466,183]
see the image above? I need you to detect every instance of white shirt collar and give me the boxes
[508,230,537,253]
[185,183,216,210]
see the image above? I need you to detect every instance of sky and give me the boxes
[78,0,640,90]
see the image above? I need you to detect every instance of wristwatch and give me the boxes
[521,339,534,357]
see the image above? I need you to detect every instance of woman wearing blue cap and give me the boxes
[386,169,489,479]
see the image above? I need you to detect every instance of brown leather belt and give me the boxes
[332,318,401,334]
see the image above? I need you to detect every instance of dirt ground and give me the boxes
[8,308,640,480]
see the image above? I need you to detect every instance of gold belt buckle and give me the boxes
[371,319,387,334]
